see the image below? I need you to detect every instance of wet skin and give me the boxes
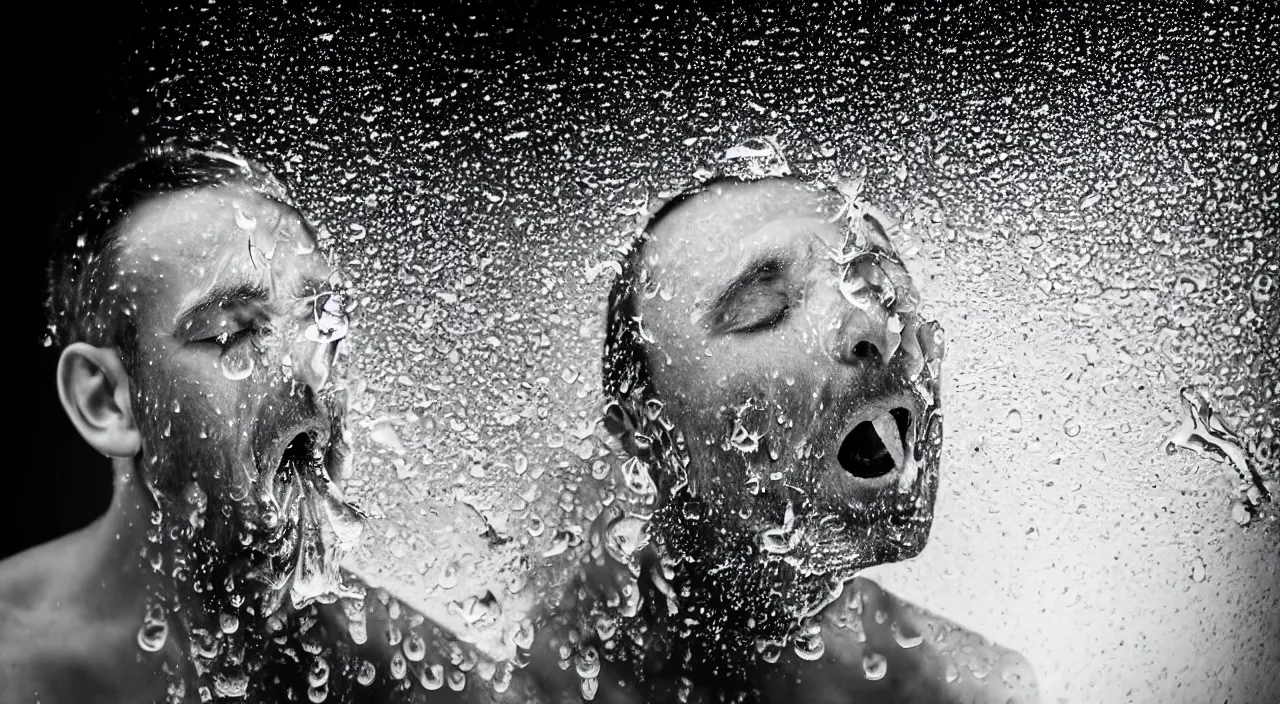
[0,184,537,704]
[528,177,1038,703]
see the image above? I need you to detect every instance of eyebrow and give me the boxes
[173,282,271,335]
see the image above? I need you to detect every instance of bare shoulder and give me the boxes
[0,540,139,704]
[0,544,66,703]
[850,576,1040,703]
[771,577,1038,704]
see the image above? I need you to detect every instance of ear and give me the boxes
[57,342,141,458]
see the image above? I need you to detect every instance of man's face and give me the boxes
[116,183,361,611]
[633,177,944,578]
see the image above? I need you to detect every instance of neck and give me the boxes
[61,460,164,620]
[626,494,839,690]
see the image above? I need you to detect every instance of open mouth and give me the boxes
[837,407,912,479]
[258,429,328,547]
[278,431,320,484]
[275,422,345,490]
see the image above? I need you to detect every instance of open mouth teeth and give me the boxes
[838,407,911,479]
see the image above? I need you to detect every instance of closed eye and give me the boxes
[195,320,272,350]
[705,258,793,334]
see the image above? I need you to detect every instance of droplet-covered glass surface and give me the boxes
[105,2,1280,702]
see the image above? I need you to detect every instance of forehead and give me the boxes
[643,178,847,277]
[118,183,315,259]
[114,184,331,314]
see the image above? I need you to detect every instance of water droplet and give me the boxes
[1190,555,1207,582]
[892,622,924,649]
[862,652,887,680]
[403,632,427,662]
[419,663,445,690]
[136,602,169,653]
[212,669,249,699]
[1063,420,1081,437]
[575,645,601,678]
[219,348,255,381]
[234,207,258,230]
[439,561,460,589]
[307,684,328,703]
[1232,501,1251,526]
[945,662,959,683]
[447,669,466,691]
[580,677,599,701]
[389,652,407,680]
[219,613,239,634]
[369,421,407,454]
[356,661,376,686]
[792,631,826,661]
[1006,409,1023,433]
[301,655,327,686]
[756,638,783,664]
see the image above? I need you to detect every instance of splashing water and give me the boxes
[1165,386,1274,523]
[286,476,368,610]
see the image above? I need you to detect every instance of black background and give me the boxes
[7,4,143,559]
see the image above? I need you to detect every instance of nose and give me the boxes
[831,257,922,372]
[832,303,901,366]
[291,334,339,393]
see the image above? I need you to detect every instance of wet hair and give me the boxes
[602,173,893,413]
[602,176,752,413]
[45,143,286,373]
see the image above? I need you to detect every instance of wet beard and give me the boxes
[641,492,848,690]
[138,466,366,700]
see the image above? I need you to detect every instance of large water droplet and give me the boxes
[403,632,427,662]
[356,660,376,686]
[389,652,407,680]
[945,662,959,683]
[862,652,887,680]
[439,560,460,589]
[1006,409,1023,433]
[136,602,169,653]
[417,662,445,690]
[792,630,826,661]
[575,645,601,678]
[892,622,924,649]
[219,613,240,635]
[212,669,249,699]
[220,348,255,381]
[234,207,258,230]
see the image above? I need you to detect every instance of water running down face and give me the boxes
[618,176,945,591]
[117,183,364,614]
